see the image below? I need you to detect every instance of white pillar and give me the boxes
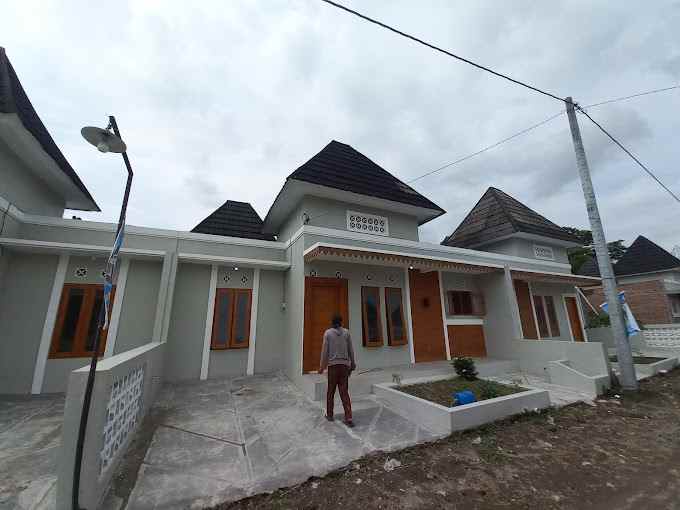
[152,254,173,342]
[32,253,69,394]
[503,265,523,341]
[160,253,178,342]
[403,267,415,364]
[438,270,451,361]
[104,257,130,357]
[246,268,261,376]
[528,281,541,339]
[200,264,218,380]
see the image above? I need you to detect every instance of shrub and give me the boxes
[452,357,478,381]
[478,380,500,400]
[586,312,610,328]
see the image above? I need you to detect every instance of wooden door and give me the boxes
[409,270,447,363]
[447,325,487,357]
[564,296,585,341]
[514,280,538,339]
[303,277,349,373]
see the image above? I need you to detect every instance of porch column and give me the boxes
[104,257,130,357]
[200,264,218,380]
[160,252,179,342]
[403,267,416,364]
[246,268,261,375]
[503,265,523,340]
[152,253,173,342]
[438,270,451,360]
[32,253,69,394]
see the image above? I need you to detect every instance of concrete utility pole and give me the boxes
[565,97,638,391]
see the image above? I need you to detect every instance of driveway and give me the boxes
[0,394,64,510]
[123,373,437,509]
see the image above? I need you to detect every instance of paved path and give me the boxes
[0,394,64,510]
[126,374,437,509]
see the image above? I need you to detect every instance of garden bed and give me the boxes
[609,355,666,364]
[397,377,526,407]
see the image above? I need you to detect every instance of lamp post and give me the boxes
[72,116,133,510]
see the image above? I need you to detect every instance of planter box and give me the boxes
[635,357,678,378]
[374,377,550,436]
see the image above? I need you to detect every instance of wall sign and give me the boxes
[533,245,555,261]
[347,210,389,236]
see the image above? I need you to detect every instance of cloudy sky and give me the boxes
[3,1,679,249]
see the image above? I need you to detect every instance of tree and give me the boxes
[562,226,627,273]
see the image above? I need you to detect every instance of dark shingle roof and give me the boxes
[442,187,579,248]
[287,140,445,218]
[0,47,99,211]
[580,235,680,277]
[191,200,275,241]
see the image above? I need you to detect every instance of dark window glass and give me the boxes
[448,291,474,315]
[361,287,382,345]
[233,292,250,344]
[385,288,405,344]
[59,289,84,352]
[85,290,104,351]
[534,297,550,338]
[545,296,560,337]
[215,291,233,347]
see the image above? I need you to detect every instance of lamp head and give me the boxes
[81,126,127,154]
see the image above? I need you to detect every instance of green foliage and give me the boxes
[452,357,478,381]
[563,226,627,273]
[586,312,610,328]
[478,380,501,400]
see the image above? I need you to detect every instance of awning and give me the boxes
[304,243,501,274]
[511,269,601,286]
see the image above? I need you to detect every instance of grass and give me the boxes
[396,377,526,407]
[609,355,667,364]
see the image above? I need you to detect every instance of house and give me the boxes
[578,235,680,325]
[0,47,601,396]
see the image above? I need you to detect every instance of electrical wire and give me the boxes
[583,84,680,109]
[576,106,680,204]
[319,0,564,103]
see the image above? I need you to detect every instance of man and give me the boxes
[319,314,356,427]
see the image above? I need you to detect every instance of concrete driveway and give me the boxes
[125,373,437,509]
[0,394,64,510]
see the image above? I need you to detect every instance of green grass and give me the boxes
[396,378,526,407]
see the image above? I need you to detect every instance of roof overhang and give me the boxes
[0,113,99,211]
[0,237,164,259]
[263,179,445,234]
[511,269,601,286]
[178,252,290,270]
[470,232,581,249]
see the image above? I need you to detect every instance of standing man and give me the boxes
[319,314,356,427]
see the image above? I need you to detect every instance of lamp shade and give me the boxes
[81,126,127,153]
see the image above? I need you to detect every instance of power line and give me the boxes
[319,0,564,103]
[576,106,680,204]
[583,84,680,109]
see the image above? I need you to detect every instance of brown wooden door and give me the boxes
[303,277,349,373]
[447,325,487,357]
[514,280,538,339]
[409,270,447,363]
[564,296,585,341]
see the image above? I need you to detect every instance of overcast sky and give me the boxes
[2,1,679,250]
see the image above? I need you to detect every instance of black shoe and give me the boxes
[344,420,355,428]
[326,415,334,422]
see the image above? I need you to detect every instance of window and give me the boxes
[447,290,486,316]
[670,295,680,317]
[50,283,114,358]
[361,287,383,347]
[211,288,251,349]
[533,295,560,338]
[533,245,555,261]
[384,287,407,346]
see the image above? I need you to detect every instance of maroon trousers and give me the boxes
[326,364,352,421]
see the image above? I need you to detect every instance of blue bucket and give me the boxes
[453,390,476,406]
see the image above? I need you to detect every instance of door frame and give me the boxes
[303,276,349,373]
[562,293,588,342]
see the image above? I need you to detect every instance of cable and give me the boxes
[583,84,680,109]
[576,106,680,204]
[407,111,565,183]
[319,0,564,103]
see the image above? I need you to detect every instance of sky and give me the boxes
[2,0,679,250]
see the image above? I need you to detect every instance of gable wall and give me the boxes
[478,238,569,264]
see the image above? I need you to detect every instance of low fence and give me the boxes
[510,339,610,377]
[587,325,680,351]
[56,342,165,510]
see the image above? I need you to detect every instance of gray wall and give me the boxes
[165,263,210,381]
[253,270,286,374]
[476,272,517,359]
[441,272,482,318]
[114,259,162,353]
[481,238,569,265]
[282,238,305,381]
[0,252,58,394]
[43,358,88,393]
[0,138,66,217]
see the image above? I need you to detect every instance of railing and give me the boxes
[56,342,165,510]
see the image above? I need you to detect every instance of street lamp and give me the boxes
[72,116,134,510]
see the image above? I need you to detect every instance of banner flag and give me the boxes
[599,291,641,337]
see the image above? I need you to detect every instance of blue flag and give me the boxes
[599,291,641,337]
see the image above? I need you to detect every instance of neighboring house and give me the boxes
[579,235,680,325]
[0,48,599,395]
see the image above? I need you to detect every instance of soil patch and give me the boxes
[396,377,526,407]
[609,355,666,364]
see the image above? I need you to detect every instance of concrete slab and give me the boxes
[0,394,64,510]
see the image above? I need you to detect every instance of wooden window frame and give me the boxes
[361,286,384,347]
[533,295,560,338]
[446,290,473,315]
[211,288,252,350]
[49,283,114,359]
[384,287,407,346]
[670,294,680,318]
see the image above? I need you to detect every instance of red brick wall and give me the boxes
[582,279,673,325]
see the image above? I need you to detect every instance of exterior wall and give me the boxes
[582,279,673,325]
[282,238,305,381]
[253,270,286,374]
[476,272,517,359]
[0,252,58,394]
[480,237,569,265]
[277,195,420,242]
[304,260,411,370]
[0,139,65,217]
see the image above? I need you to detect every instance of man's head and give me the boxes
[331,314,343,328]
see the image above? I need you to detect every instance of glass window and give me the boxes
[58,288,85,353]
[545,296,560,337]
[233,291,250,346]
[533,296,550,338]
[211,288,251,349]
[671,295,680,317]
[447,291,474,315]
[213,290,233,348]
[361,287,383,347]
[533,295,560,338]
[385,287,407,346]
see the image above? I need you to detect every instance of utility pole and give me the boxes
[565,97,638,391]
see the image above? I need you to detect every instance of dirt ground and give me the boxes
[212,368,680,510]
[399,377,524,406]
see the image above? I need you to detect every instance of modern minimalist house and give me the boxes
[0,47,601,396]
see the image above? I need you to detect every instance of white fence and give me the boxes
[56,342,165,510]
[644,324,680,349]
